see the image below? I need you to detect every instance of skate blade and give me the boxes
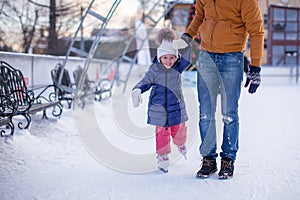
[158,167,168,173]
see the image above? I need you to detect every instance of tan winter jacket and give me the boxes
[186,0,264,67]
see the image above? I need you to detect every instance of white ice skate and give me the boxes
[157,154,169,173]
[177,145,187,160]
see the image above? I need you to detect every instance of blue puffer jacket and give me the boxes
[133,47,191,127]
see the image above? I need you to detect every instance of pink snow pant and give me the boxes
[156,123,187,155]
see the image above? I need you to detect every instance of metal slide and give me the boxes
[57,0,121,95]
[109,0,179,93]
[59,0,179,98]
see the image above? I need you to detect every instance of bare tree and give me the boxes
[48,0,57,54]
[0,0,18,51]
[17,8,39,53]
[0,0,82,54]
[29,0,82,55]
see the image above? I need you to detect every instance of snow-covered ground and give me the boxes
[1,69,300,200]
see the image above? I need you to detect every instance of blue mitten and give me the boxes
[244,65,261,94]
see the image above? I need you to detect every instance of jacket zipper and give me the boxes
[165,69,169,130]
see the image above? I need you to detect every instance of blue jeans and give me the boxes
[197,50,244,161]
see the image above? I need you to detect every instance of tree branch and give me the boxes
[28,0,49,8]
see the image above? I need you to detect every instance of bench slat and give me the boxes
[28,101,60,114]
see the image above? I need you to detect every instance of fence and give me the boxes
[0,51,110,89]
[261,65,299,84]
[0,51,299,89]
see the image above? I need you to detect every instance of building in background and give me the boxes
[31,0,300,66]
[267,5,300,66]
[168,0,300,65]
[166,1,194,33]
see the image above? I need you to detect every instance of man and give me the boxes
[182,0,264,179]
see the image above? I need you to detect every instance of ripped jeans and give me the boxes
[197,50,244,161]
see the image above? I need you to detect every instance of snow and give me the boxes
[1,69,300,200]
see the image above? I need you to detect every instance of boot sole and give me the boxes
[218,173,233,179]
[196,168,217,179]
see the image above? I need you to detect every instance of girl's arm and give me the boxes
[132,66,154,93]
[178,42,192,72]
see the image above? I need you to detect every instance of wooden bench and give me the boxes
[94,66,115,102]
[0,117,12,137]
[0,61,63,129]
[0,95,16,137]
[51,63,113,109]
[51,63,75,109]
[73,65,111,102]
[95,78,113,101]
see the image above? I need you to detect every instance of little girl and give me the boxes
[131,28,191,172]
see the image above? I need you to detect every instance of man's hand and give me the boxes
[181,33,193,44]
[244,65,261,94]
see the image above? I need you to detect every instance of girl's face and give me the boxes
[160,54,177,69]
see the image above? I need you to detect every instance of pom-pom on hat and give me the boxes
[156,28,178,59]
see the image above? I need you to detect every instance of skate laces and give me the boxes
[157,154,169,167]
[177,145,187,159]
[157,154,169,172]
[178,145,187,154]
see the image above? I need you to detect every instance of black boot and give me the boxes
[218,157,234,179]
[196,156,217,178]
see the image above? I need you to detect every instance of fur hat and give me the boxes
[157,40,178,59]
[156,28,178,59]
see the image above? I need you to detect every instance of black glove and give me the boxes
[244,65,261,94]
[181,33,193,44]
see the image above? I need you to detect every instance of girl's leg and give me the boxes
[171,123,187,158]
[170,123,187,146]
[156,126,171,155]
